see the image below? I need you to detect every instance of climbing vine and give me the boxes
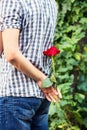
[49,0,87,129]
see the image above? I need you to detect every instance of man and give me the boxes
[0,0,62,130]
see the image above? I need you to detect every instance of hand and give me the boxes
[37,77,62,102]
[41,86,62,102]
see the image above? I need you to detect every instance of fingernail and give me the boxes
[60,94,62,98]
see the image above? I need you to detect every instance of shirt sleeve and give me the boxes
[0,0,22,31]
[0,1,2,31]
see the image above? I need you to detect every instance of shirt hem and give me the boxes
[0,94,45,99]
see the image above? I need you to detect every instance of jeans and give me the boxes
[0,96,50,130]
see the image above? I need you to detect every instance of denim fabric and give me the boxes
[0,97,50,130]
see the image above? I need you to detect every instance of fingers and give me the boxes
[45,93,57,102]
[44,93,52,102]
[45,92,60,102]
[42,87,62,102]
[57,88,62,99]
[42,87,57,94]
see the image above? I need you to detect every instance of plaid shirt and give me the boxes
[0,0,58,98]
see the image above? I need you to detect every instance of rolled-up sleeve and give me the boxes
[0,0,22,31]
[0,1,2,31]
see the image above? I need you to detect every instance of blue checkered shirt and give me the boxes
[0,0,58,98]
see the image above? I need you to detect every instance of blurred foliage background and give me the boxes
[49,0,87,130]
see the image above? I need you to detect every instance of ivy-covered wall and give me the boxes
[49,0,87,129]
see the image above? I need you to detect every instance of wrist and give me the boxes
[37,75,47,88]
[42,77,53,88]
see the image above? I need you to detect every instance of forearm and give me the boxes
[2,29,47,88]
[5,49,62,102]
[9,50,47,86]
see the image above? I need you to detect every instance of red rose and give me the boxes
[43,46,60,57]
